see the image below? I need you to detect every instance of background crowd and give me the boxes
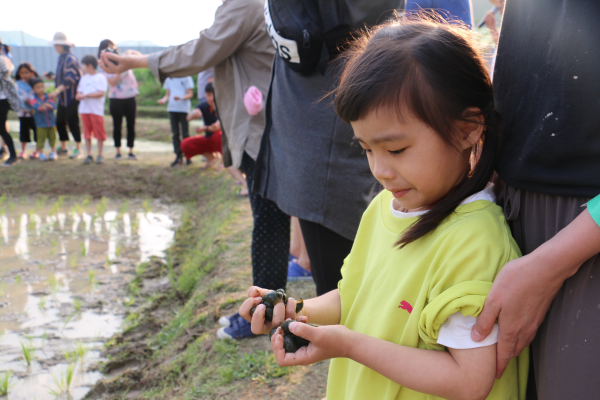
[2,0,600,398]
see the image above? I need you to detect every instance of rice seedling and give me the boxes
[20,341,34,365]
[49,276,59,295]
[142,199,152,214]
[96,197,108,217]
[124,297,135,307]
[39,262,44,270]
[80,242,86,256]
[35,195,48,211]
[119,200,129,216]
[49,248,55,256]
[38,296,47,311]
[70,256,77,268]
[0,371,12,396]
[116,245,122,257]
[88,270,96,289]
[49,363,75,396]
[14,275,20,284]
[74,341,88,361]
[8,202,14,212]
[82,196,91,207]
[73,298,82,312]
[0,194,6,206]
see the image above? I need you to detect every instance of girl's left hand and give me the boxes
[271,322,353,366]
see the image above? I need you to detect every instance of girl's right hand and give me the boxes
[239,286,301,335]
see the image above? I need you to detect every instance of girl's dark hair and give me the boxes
[81,54,98,69]
[15,62,39,80]
[98,39,116,58]
[335,18,498,248]
[29,77,44,89]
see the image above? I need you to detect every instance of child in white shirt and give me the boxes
[76,55,107,164]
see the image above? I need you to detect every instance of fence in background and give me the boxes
[8,46,165,76]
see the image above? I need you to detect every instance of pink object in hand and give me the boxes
[243,86,263,116]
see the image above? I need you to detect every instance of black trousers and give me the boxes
[110,97,136,148]
[0,100,16,159]
[169,112,189,158]
[240,152,290,290]
[56,100,81,143]
[19,117,36,143]
[298,219,354,296]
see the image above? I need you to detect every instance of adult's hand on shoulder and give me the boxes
[471,255,563,378]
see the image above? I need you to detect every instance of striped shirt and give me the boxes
[55,52,82,106]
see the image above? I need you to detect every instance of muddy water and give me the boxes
[0,197,179,399]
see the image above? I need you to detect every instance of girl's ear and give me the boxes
[456,107,485,150]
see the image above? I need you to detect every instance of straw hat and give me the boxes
[50,32,74,47]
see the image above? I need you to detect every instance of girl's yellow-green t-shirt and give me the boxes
[327,190,529,400]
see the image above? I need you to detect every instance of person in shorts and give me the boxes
[76,55,107,164]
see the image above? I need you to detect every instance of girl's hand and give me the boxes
[239,286,301,335]
[173,96,181,101]
[271,322,352,366]
[157,98,167,105]
[195,126,207,134]
[48,91,58,99]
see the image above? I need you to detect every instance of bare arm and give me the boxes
[157,89,169,105]
[472,209,600,377]
[273,322,496,400]
[107,74,121,86]
[181,88,194,100]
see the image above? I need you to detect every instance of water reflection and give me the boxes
[0,198,179,400]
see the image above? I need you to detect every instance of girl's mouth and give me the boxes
[392,189,410,198]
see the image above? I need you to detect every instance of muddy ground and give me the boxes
[0,126,328,399]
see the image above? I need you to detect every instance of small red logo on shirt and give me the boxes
[399,301,413,314]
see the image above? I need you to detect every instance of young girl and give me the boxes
[240,19,528,400]
[15,63,39,159]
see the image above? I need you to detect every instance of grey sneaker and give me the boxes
[96,155,104,164]
[115,153,122,160]
[128,153,137,161]
[57,148,68,156]
[83,155,93,165]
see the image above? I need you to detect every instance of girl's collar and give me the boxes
[390,183,496,219]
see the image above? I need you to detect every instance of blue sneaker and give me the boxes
[217,314,255,340]
[48,152,56,160]
[287,259,313,282]
[289,253,295,263]
[218,312,242,328]
[38,153,47,161]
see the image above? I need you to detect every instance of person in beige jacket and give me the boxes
[100,0,290,340]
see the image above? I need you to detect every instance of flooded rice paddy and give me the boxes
[0,196,179,399]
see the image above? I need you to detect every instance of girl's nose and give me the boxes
[371,157,395,182]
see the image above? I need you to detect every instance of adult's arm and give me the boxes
[101,1,254,83]
[471,207,600,378]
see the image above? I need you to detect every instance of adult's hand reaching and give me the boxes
[471,255,562,378]
[99,52,149,74]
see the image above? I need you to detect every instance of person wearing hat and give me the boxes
[48,32,83,159]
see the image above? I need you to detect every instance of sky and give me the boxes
[2,0,223,47]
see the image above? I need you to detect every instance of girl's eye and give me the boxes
[389,148,405,155]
